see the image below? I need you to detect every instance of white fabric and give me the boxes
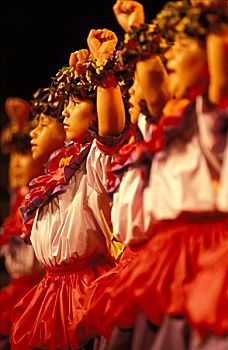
[30,139,113,266]
[137,113,154,142]
[112,168,153,244]
[112,96,228,244]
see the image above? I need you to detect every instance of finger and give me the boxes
[69,52,77,66]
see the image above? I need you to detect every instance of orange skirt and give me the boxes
[10,253,116,350]
[81,216,228,339]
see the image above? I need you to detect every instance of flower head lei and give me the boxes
[51,49,134,114]
[86,49,134,113]
[31,87,65,120]
[50,64,96,102]
[175,1,228,41]
[155,0,228,43]
[154,1,191,43]
[118,22,169,68]
[85,49,134,90]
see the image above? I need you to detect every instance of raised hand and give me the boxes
[113,0,145,32]
[69,48,90,75]
[4,97,30,133]
[87,28,118,62]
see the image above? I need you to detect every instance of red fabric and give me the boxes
[46,142,81,173]
[0,269,44,336]
[21,143,83,240]
[218,97,228,109]
[107,111,183,191]
[184,244,228,337]
[21,166,67,239]
[78,215,228,339]
[95,140,130,156]
[96,123,136,157]
[76,243,148,340]
[10,253,116,350]
[0,188,27,246]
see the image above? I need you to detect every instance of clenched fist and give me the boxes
[87,28,118,62]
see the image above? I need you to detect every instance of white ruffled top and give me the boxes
[30,139,113,266]
[112,96,228,244]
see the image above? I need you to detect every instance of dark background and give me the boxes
[0,0,167,224]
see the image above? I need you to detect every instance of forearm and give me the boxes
[136,56,170,118]
[97,82,126,137]
[207,31,228,105]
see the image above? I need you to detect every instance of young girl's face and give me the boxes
[9,151,43,190]
[62,96,96,143]
[128,73,144,124]
[165,35,207,99]
[30,113,66,164]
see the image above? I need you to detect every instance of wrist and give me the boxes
[86,53,119,87]
[98,75,118,88]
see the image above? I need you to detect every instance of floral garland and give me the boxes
[86,50,134,116]
[50,65,96,101]
[155,0,228,42]
[154,1,189,42]
[118,22,169,67]
[20,141,92,241]
[51,51,134,117]
[175,2,228,40]
[85,50,133,88]
[31,87,66,120]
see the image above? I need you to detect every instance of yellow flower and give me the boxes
[59,155,73,168]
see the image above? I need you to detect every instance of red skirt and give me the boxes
[184,244,228,337]
[10,253,116,350]
[0,270,44,336]
[76,243,148,340]
[83,215,228,339]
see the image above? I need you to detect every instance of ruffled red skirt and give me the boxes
[0,270,44,336]
[10,254,116,350]
[82,215,228,339]
[184,244,228,337]
[76,243,148,340]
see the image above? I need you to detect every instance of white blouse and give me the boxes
[112,96,228,244]
[30,139,113,266]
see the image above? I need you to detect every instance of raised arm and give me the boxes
[69,48,90,75]
[190,0,228,105]
[113,0,145,32]
[136,55,170,119]
[87,28,126,137]
[207,31,228,105]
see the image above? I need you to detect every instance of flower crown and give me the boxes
[118,22,170,67]
[51,50,134,112]
[31,87,65,120]
[51,64,95,100]
[155,0,228,42]
[86,50,134,111]
[175,2,228,40]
